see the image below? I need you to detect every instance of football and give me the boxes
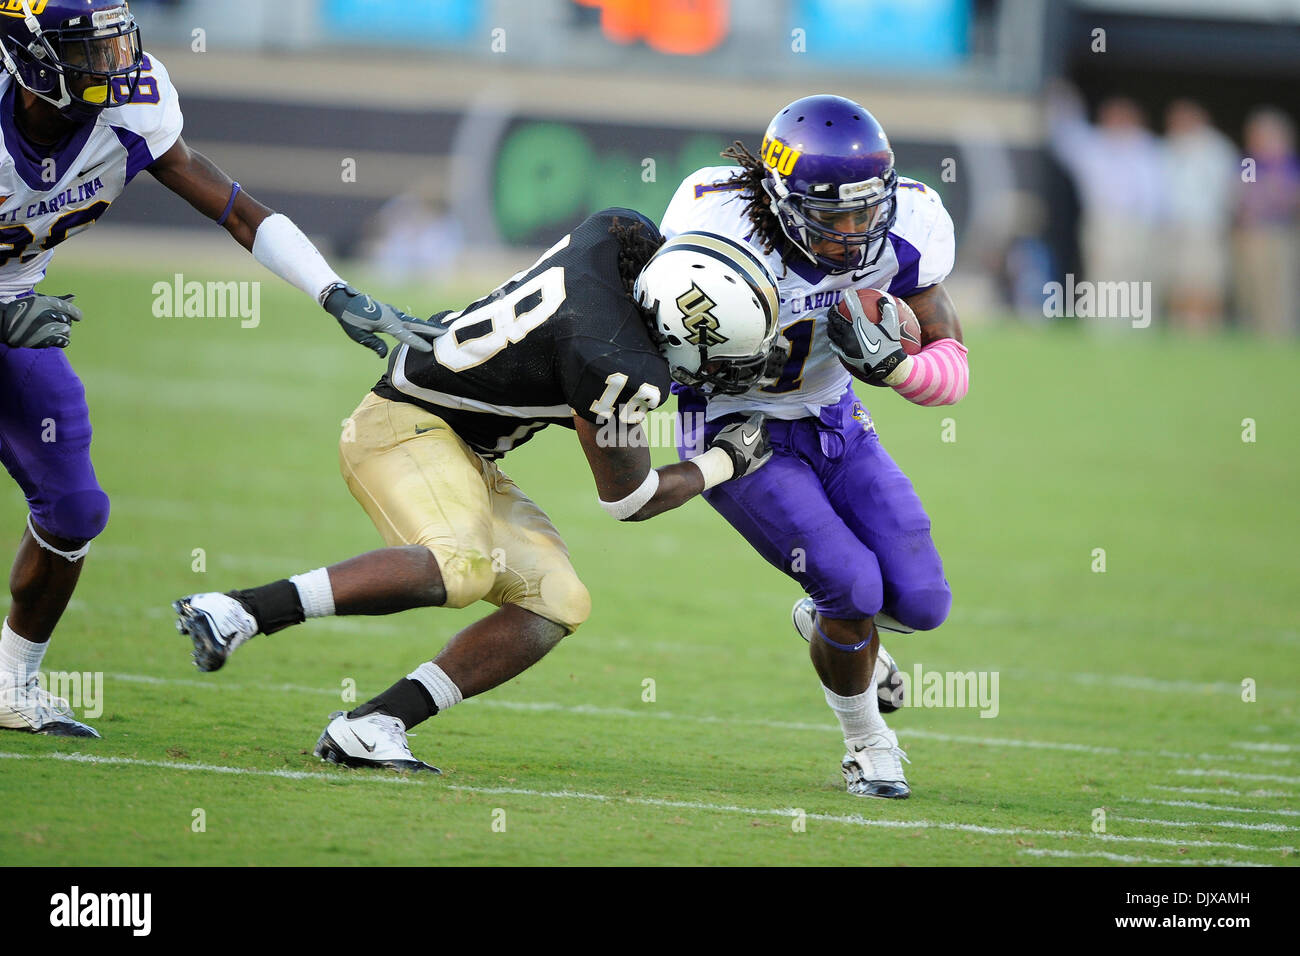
[831,288,923,363]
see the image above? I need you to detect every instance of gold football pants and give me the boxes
[339,392,591,632]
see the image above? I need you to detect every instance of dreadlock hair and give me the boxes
[608,215,669,345]
[718,140,795,269]
[609,216,666,298]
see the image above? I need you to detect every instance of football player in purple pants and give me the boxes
[662,95,971,798]
[0,1,439,736]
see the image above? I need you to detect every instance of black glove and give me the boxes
[0,293,81,349]
[321,283,444,358]
[826,292,907,386]
[709,412,773,480]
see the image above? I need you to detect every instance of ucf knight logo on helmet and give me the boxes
[676,283,730,347]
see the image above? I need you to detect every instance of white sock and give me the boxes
[0,619,47,684]
[290,568,335,619]
[407,661,463,713]
[823,683,886,746]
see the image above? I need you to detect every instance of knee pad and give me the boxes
[435,548,496,610]
[812,565,883,622]
[533,570,591,634]
[890,583,952,632]
[36,489,110,553]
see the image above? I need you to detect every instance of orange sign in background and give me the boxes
[575,0,730,56]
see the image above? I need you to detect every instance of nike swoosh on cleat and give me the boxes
[350,729,377,753]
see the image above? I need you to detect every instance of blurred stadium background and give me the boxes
[4,0,1298,869]
[84,0,1300,334]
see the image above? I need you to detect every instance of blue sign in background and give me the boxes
[791,0,970,67]
[322,0,483,45]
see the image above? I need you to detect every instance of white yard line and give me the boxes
[1018,848,1269,867]
[1232,742,1299,753]
[1176,768,1300,785]
[1123,798,1299,817]
[1,751,1294,856]
[101,671,1295,766]
[1111,814,1299,833]
[1148,784,1294,799]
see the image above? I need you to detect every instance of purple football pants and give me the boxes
[0,345,110,543]
[677,387,951,626]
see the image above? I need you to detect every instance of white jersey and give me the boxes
[660,166,955,420]
[0,52,182,299]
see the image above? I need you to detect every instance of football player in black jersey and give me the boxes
[172,209,783,772]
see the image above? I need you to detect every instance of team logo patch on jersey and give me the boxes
[0,0,48,16]
[851,401,874,433]
[676,283,729,347]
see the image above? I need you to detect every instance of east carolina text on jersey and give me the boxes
[375,208,673,459]
[0,51,182,299]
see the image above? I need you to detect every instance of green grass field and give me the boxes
[1,261,1297,866]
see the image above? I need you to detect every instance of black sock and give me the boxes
[349,678,438,730]
[228,580,304,635]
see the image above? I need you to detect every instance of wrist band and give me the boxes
[599,469,659,521]
[216,181,241,226]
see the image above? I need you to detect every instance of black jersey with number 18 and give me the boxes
[373,208,671,459]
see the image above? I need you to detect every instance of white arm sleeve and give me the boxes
[251,214,344,303]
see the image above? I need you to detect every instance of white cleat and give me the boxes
[173,593,258,672]
[842,728,911,799]
[313,711,440,774]
[0,675,100,737]
[791,597,906,711]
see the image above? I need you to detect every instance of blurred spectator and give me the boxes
[1048,85,1166,307]
[1161,99,1238,333]
[360,183,464,285]
[1234,108,1300,338]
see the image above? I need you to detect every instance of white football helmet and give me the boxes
[634,231,781,395]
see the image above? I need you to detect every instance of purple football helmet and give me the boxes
[0,0,143,122]
[758,95,898,274]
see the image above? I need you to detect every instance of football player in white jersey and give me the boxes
[661,95,971,798]
[0,0,440,737]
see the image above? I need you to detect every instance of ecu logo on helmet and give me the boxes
[676,283,730,347]
[760,135,801,178]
